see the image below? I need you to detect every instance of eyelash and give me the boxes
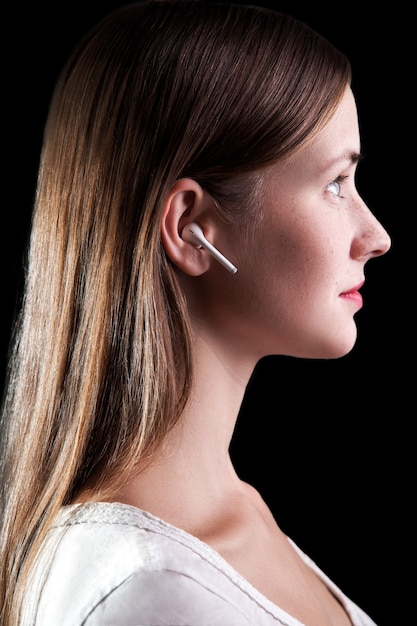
[326,175,348,197]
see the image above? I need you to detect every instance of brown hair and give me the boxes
[0,1,351,622]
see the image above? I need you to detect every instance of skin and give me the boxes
[230,86,391,360]
[85,87,391,625]
[173,86,391,366]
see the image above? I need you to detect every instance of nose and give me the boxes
[350,202,391,261]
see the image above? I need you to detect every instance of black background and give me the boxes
[2,2,412,624]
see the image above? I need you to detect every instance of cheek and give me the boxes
[204,224,355,360]
[230,223,330,322]
[237,211,345,326]
[261,213,333,287]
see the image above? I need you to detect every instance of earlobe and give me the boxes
[160,178,211,276]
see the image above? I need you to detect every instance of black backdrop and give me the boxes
[2,2,412,624]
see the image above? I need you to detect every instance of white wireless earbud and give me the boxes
[181,222,238,274]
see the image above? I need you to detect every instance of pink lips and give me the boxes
[339,281,364,308]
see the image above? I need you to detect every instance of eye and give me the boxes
[326,180,341,196]
[325,175,347,197]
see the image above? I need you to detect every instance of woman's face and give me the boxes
[211,87,391,360]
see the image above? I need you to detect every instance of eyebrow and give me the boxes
[349,151,363,164]
[340,150,362,166]
[321,150,363,173]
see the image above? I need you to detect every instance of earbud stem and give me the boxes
[182,223,238,274]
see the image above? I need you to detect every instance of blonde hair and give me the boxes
[0,1,351,622]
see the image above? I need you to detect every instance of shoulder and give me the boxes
[26,502,287,626]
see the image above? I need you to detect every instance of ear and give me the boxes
[161,178,213,276]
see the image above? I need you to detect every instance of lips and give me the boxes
[339,281,364,307]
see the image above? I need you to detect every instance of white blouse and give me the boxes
[22,502,378,625]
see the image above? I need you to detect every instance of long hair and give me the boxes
[0,1,351,622]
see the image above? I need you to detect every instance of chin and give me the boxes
[299,328,358,360]
[321,332,358,359]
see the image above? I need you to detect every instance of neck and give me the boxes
[110,329,257,532]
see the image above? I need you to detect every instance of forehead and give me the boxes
[260,88,361,186]
[302,87,361,169]
[277,88,360,178]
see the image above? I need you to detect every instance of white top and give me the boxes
[22,502,377,625]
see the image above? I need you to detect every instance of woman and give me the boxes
[0,1,390,624]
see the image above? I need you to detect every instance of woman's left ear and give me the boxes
[161,178,212,276]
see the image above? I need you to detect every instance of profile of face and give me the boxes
[194,87,391,362]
